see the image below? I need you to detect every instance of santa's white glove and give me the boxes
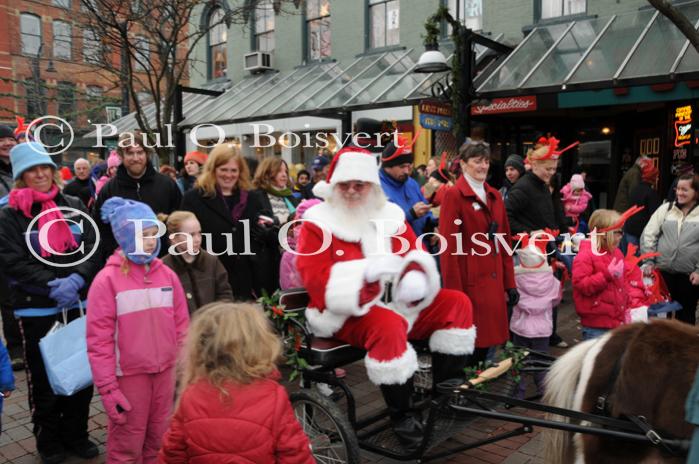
[394,270,428,304]
[364,255,404,283]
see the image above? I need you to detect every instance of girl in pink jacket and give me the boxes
[560,174,592,232]
[87,197,189,463]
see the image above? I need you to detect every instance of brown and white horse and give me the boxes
[543,319,699,463]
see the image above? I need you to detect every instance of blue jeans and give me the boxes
[581,326,610,341]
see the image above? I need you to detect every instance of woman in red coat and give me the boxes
[159,302,314,464]
[440,142,518,365]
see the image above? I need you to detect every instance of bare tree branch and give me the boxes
[648,0,699,53]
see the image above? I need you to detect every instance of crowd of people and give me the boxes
[0,117,697,462]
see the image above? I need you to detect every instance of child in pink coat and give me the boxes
[510,234,562,399]
[279,199,321,290]
[560,174,592,232]
[87,197,189,463]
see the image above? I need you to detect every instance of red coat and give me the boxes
[296,201,441,338]
[440,176,516,348]
[158,377,314,464]
[572,240,629,329]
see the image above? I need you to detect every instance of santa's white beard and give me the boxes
[327,185,387,225]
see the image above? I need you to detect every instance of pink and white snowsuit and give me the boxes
[87,252,189,463]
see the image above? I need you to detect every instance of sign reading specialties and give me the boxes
[674,105,693,147]
[471,96,537,115]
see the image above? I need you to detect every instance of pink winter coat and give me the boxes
[510,271,562,338]
[572,240,629,329]
[560,184,592,219]
[87,251,189,393]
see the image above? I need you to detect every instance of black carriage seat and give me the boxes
[279,288,365,369]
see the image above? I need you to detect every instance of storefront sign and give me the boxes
[419,113,453,132]
[674,104,692,147]
[471,96,537,115]
[419,100,453,117]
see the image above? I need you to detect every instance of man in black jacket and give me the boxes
[92,132,182,261]
[63,158,92,207]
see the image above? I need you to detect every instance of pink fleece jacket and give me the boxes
[560,183,592,219]
[87,251,189,393]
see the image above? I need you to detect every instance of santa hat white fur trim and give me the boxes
[312,151,380,200]
[429,327,476,355]
[365,344,418,385]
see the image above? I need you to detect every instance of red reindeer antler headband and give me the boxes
[624,243,661,269]
[382,128,422,163]
[14,116,30,138]
[597,205,645,233]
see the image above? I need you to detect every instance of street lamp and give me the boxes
[31,44,57,115]
[415,6,511,144]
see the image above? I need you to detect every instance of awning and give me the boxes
[83,80,232,139]
[180,35,503,129]
[477,1,699,97]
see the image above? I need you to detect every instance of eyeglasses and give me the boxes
[337,181,369,191]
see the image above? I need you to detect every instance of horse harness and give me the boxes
[593,335,688,455]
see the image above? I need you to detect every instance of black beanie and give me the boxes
[0,125,14,140]
[505,154,525,176]
[381,141,414,168]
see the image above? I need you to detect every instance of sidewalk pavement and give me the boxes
[0,287,583,463]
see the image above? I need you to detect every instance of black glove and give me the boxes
[251,224,279,245]
[506,288,520,307]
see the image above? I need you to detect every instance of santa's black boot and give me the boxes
[431,352,469,392]
[379,380,424,452]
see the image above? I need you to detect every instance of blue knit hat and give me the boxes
[10,142,57,180]
[101,197,162,264]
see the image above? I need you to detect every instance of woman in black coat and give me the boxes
[0,142,100,462]
[252,157,301,294]
[180,144,271,300]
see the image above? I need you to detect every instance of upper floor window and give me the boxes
[255,0,275,53]
[57,81,76,121]
[20,14,42,56]
[540,0,585,20]
[369,0,399,49]
[306,0,330,60]
[83,29,101,63]
[53,0,71,9]
[53,20,72,60]
[208,8,227,79]
[134,35,150,72]
[447,0,482,31]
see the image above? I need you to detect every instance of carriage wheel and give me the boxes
[291,390,360,464]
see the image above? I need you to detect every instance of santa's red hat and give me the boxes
[312,147,381,199]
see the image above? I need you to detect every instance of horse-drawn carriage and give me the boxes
[277,288,695,464]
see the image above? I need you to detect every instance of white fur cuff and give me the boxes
[365,344,418,385]
[304,307,349,338]
[429,327,477,355]
[325,259,381,317]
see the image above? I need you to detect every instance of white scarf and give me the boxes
[464,172,486,203]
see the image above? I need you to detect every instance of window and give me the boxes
[369,0,399,49]
[306,0,331,60]
[24,80,45,119]
[85,85,104,123]
[20,14,41,56]
[52,0,71,8]
[57,81,75,121]
[53,21,71,60]
[208,8,227,79]
[447,0,482,31]
[540,0,585,20]
[136,91,152,106]
[133,35,149,72]
[83,29,101,63]
[254,0,275,53]
[81,0,97,13]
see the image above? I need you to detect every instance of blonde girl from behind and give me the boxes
[159,302,315,463]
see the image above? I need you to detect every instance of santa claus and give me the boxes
[296,147,476,449]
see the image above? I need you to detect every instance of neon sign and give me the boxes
[674,105,692,147]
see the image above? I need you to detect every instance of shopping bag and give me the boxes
[39,302,92,396]
[627,306,648,323]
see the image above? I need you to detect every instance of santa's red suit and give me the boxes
[296,148,476,386]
